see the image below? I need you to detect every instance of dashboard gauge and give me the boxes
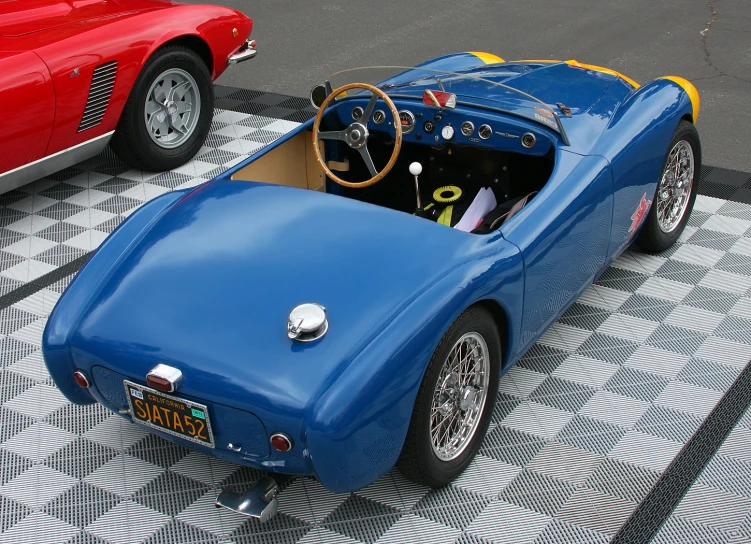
[441,125,455,140]
[460,121,474,137]
[521,132,536,148]
[373,110,386,124]
[398,110,416,134]
[352,107,364,121]
[423,120,435,133]
[478,124,493,140]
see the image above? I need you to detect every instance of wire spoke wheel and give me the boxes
[430,332,490,461]
[144,68,201,149]
[657,140,694,233]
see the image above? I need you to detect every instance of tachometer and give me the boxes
[398,110,415,134]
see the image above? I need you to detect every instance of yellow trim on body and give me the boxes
[468,52,505,64]
[659,76,701,122]
[564,60,640,89]
[508,59,640,89]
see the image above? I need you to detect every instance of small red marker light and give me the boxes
[145,364,182,393]
[270,433,293,452]
[73,370,90,388]
[146,374,172,392]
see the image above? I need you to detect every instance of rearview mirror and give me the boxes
[310,84,327,109]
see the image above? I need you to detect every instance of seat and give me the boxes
[471,191,537,234]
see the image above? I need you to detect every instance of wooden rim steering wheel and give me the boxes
[312,83,403,189]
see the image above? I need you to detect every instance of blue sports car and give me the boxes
[43,53,700,520]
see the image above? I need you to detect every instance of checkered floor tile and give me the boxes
[654,404,751,544]
[1,89,751,544]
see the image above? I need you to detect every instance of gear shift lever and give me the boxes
[409,162,423,212]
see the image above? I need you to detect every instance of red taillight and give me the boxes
[73,370,90,388]
[146,374,172,392]
[270,433,293,452]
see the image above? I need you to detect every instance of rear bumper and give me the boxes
[228,39,257,65]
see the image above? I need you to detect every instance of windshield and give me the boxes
[325,66,567,139]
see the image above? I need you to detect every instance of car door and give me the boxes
[500,150,613,352]
[0,51,55,177]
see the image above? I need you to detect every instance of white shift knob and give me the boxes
[409,162,423,176]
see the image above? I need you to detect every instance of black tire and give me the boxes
[636,120,701,252]
[111,44,214,172]
[397,306,501,487]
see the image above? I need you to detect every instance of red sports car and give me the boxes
[0,0,255,193]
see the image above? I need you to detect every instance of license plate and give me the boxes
[123,381,215,448]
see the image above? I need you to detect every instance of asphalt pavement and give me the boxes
[186,0,750,173]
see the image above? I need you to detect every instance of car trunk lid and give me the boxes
[69,180,476,414]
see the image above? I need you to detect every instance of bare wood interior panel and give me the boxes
[231,131,325,191]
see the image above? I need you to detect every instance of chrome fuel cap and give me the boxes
[287,303,328,342]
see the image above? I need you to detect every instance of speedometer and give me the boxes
[398,110,415,134]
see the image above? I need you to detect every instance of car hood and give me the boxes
[0,0,171,37]
[67,180,479,413]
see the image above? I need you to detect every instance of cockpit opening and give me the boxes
[232,68,562,234]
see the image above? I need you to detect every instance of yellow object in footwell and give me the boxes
[437,206,453,226]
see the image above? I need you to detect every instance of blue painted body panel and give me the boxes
[43,55,697,493]
[501,151,613,353]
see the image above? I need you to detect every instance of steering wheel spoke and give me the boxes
[317,131,347,141]
[361,93,378,122]
[358,146,378,177]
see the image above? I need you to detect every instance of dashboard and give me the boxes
[332,97,557,157]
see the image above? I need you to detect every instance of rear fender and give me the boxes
[593,78,696,259]
[43,189,190,404]
[305,241,524,493]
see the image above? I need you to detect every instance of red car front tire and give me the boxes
[111,44,214,172]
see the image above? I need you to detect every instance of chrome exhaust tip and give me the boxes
[215,476,280,522]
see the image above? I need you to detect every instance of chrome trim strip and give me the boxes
[0,131,114,194]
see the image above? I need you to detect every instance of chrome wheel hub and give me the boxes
[144,68,200,149]
[344,123,369,149]
[430,332,490,461]
[657,140,694,233]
